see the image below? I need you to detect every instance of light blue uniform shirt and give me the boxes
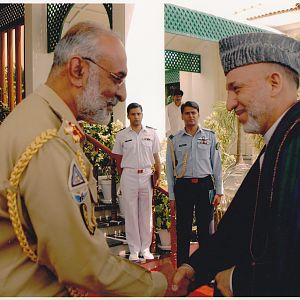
[166,126,223,200]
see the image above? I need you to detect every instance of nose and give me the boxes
[226,91,238,112]
[116,82,126,103]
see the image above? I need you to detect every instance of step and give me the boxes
[105,235,129,256]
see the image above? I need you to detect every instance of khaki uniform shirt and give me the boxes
[0,84,167,296]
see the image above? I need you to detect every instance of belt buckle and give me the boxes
[191,178,198,184]
[137,169,143,174]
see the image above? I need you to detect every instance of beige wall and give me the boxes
[179,40,226,125]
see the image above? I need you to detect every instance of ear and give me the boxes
[268,71,283,97]
[68,56,87,88]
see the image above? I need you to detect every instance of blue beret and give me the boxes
[219,32,300,76]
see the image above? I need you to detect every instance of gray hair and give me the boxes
[52,21,118,67]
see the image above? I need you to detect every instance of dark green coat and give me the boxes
[189,101,300,296]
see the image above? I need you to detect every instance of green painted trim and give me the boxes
[165,69,180,84]
[165,50,201,73]
[0,4,24,32]
[165,4,265,42]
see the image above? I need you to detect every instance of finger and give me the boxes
[171,269,186,291]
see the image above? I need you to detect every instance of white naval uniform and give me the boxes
[165,102,184,137]
[112,125,161,256]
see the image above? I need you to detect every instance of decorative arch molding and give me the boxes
[47,3,112,53]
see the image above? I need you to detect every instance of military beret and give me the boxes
[219,32,300,76]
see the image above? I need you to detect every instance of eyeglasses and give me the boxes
[82,56,125,87]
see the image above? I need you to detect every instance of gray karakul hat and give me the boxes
[219,32,300,75]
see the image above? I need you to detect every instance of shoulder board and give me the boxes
[118,127,126,132]
[146,125,156,130]
[202,127,215,134]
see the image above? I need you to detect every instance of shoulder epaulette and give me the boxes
[202,127,215,134]
[118,127,126,132]
[146,125,156,130]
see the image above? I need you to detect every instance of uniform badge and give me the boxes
[69,159,88,204]
[198,137,210,145]
[80,203,96,235]
[64,120,85,143]
[73,190,88,203]
[216,142,220,150]
[70,162,85,188]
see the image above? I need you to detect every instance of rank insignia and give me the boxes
[64,121,85,143]
[216,142,219,150]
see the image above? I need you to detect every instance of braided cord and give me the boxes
[6,128,88,296]
[167,138,188,179]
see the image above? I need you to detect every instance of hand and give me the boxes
[157,261,190,296]
[215,266,234,297]
[212,194,222,208]
[171,264,195,295]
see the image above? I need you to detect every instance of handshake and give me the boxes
[156,261,196,297]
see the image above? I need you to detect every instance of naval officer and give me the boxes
[112,103,161,261]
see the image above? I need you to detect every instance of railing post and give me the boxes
[150,189,157,254]
[110,158,118,221]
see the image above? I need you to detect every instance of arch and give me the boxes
[47,3,112,53]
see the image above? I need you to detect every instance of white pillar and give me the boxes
[124,2,165,140]
[24,4,53,95]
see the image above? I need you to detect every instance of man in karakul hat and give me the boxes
[171,32,300,296]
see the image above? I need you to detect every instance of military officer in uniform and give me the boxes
[166,101,223,267]
[0,22,188,296]
[112,102,161,261]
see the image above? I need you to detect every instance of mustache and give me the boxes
[106,97,119,108]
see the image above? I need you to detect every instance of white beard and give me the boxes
[77,68,117,124]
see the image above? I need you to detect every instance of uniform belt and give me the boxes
[124,168,151,174]
[177,175,211,184]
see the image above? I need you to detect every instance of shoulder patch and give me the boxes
[68,159,88,204]
[70,161,86,188]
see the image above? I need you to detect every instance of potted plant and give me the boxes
[154,189,171,249]
[0,101,10,125]
[82,120,123,201]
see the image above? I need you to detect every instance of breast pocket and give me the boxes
[197,143,210,158]
[142,139,152,149]
[123,140,134,151]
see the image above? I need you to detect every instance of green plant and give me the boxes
[0,101,10,125]
[203,101,236,171]
[154,189,171,230]
[82,120,123,176]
